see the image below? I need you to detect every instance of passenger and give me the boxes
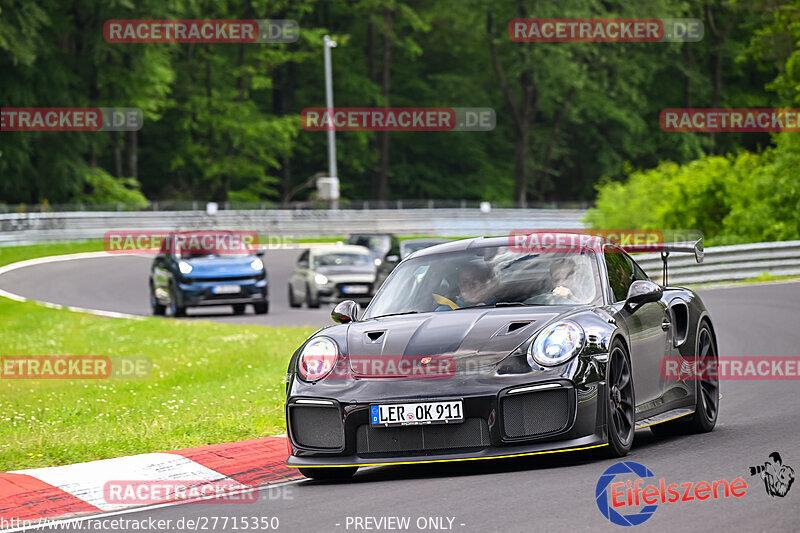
[549,257,580,302]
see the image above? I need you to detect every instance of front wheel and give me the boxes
[306,284,320,308]
[232,304,246,315]
[652,322,719,437]
[169,285,186,318]
[288,287,301,308]
[150,284,166,316]
[604,340,635,457]
[298,467,357,481]
[254,301,268,314]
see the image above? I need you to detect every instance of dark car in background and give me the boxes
[149,230,268,317]
[373,238,450,292]
[345,233,400,267]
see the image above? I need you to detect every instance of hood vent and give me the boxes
[495,321,533,336]
[365,331,386,343]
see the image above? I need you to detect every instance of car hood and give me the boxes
[181,256,260,278]
[346,307,571,374]
[315,265,376,278]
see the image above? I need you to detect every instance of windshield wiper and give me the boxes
[371,311,420,319]
[453,302,538,310]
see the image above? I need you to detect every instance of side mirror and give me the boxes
[332,300,359,324]
[385,255,399,263]
[625,280,663,311]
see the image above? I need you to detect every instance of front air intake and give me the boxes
[356,418,490,455]
[288,404,344,449]
[501,387,572,439]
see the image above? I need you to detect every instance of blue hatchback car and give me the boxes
[149,230,268,317]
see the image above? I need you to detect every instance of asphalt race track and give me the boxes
[2,255,800,532]
[0,250,332,327]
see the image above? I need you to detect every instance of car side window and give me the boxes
[605,247,634,302]
[630,256,649,282]
[298,250,309,267]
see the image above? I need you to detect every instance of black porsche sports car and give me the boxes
[284,232,719,480]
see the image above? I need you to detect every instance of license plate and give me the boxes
[342,285,369,295]
[212,285,241,294]
[370,400,463,426]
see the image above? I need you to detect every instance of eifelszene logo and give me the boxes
[596,462,658,526]
[749,452,795,498]
[595,461,748,526]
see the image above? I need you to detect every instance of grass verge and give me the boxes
[0,241,104,266]
[0,243,313,471]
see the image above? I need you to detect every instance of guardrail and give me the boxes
[634,240,800,285]
[0,199,593,213]
[0,208,588,245]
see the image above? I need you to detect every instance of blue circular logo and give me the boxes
[596,461,658,526]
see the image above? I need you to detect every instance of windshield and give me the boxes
[365,246,603,318]
[313,253,373,267]
[345,235,391,257]
[173,234,255,259]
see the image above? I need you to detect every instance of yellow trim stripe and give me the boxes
[287,443,609,468]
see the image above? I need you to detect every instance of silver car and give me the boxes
[288,245,376,308]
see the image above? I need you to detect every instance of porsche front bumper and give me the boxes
[285,357,609,468]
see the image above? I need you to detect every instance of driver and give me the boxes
[434,263,496,310]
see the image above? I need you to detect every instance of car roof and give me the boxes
[169,230,238,235]
[347,233,394,238]
[409,231,608,258]
[309,244,373,255]
[401,238,449,244]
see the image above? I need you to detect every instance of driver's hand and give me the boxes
[552,286,574,299]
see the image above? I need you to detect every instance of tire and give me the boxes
[288,287,301,308]
[169,285,186,318]
[232,304,246,315]
[298,467,357,481]
[254,301,268,314]
[150,283,166,316]
[604,339,635,457]
[306,283,320,308]
[688,323,719,433]
[652,321,719,436]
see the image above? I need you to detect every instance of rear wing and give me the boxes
[625,237,703,286]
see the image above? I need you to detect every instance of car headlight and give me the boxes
[298,337,338,381]
[528,321,585,367]
[178,261,193,275]
[250,258,264,271]
[314,273,329,285]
